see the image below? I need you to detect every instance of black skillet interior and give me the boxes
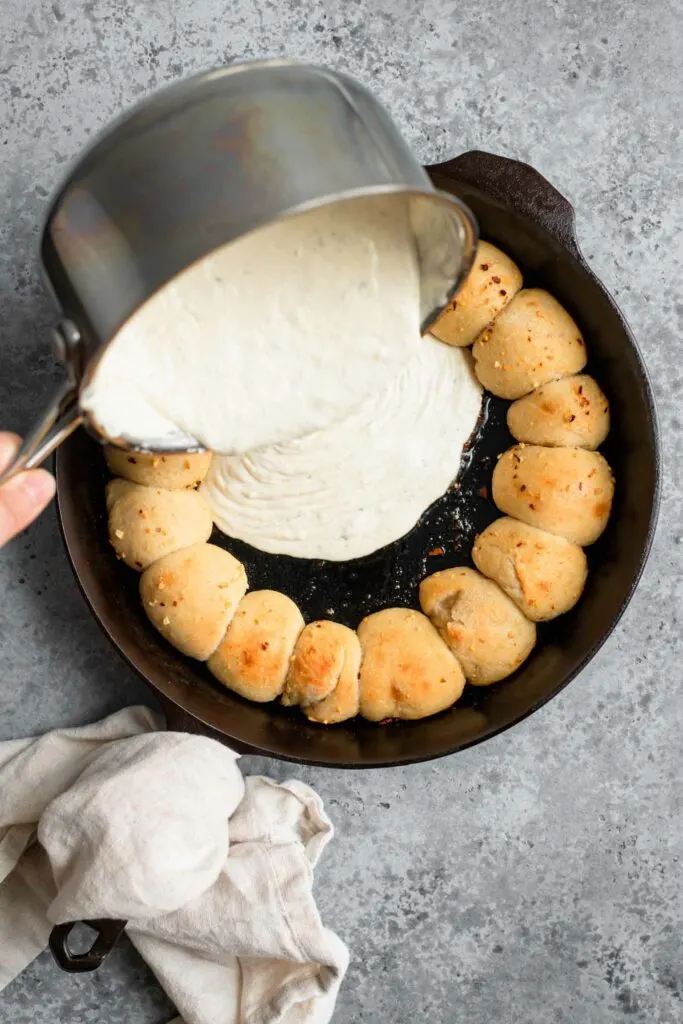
[56,151,660,767]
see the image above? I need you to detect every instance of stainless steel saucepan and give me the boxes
[1,59,477,484]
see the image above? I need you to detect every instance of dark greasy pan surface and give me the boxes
[56,151,661,767]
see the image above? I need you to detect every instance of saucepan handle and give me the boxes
[0,320,85,485]
[427,150,583,261]
[49,918,127,973]
[0,381,83,485]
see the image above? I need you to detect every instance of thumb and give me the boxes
[0,434,56,546]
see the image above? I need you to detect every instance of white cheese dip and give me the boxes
[85,193,482,561]
[201,336,482,561]
[81,195,421,454]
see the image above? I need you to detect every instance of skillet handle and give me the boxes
[49,918,127,973]
[428,150,583,261]
[157,693,254,754]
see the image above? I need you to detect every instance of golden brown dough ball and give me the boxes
[283,621,362,724]
[492,444,614,546]
[105,447,212,489]
[106,477,135,509]
[429,241,522,347]
[207,590,304,702]
[472,289,587,399]
[106,480,213,571]
[357,608,465,722]
[507,374,610,449]
[472,517,588,621]
[304,635,361,725]
[283,621,344,706]
[420,567,536,685]
[140,543,247,661]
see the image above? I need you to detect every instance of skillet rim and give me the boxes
[55,151,662,768]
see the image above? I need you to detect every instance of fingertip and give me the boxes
[0,469,56,545]
[0,433,22,472]
[23,469,57,506]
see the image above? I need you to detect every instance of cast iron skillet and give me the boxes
[55,150,661,773]
[51,149,660,973]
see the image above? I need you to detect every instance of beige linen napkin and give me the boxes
[0,706,348,1024]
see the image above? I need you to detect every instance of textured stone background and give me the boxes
[1,1,681,1022]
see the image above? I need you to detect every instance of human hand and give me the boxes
[0,433,56,547]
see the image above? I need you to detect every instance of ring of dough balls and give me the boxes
[105,235,616,725]
[472,289,587,399]
[140,543,247,661]
[419,567,536,685]
[284,621,362,724]
[472,517,588,621]
[429,241,522,347]
[207,590,304,702]
[105,447,212,490]
[106,480,213,570]
[357,608,465,721]
[492,445,614,546]
[507,374,610,449]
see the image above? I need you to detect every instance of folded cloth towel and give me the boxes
[0,706,348,1024]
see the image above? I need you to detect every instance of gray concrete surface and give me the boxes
[1,1,681,1021]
